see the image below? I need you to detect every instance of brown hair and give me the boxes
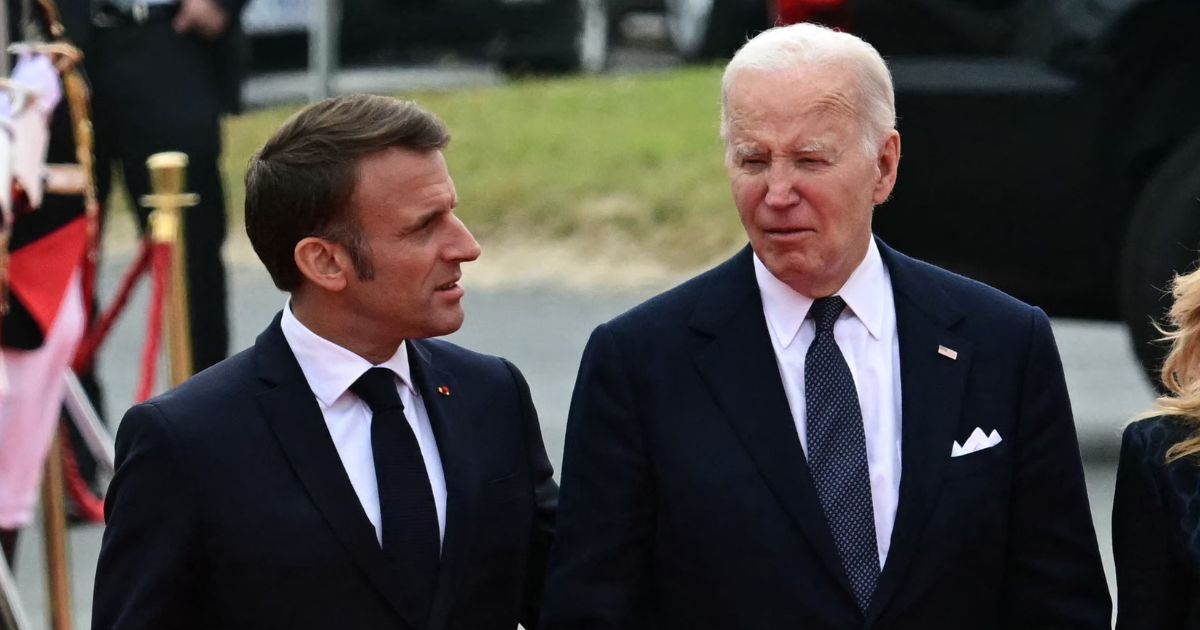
[245,94,450,291]
[1141,265,1200,462]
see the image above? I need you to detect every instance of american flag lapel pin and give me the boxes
[437,386,451,397]
[937,345,958,360]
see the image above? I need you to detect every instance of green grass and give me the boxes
[125,66,749,270]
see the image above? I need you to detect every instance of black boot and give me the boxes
[0,528,16,568]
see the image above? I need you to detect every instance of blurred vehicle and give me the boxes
[873,0,1199,387]
[241,0,608,73]
[627,0,1199,385]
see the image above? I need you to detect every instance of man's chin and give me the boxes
[423,309,466,339]
[757,251,817,279]
[759,255,847,297]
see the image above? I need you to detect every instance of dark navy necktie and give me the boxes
[804,296,880,612]
[350,367,439,626]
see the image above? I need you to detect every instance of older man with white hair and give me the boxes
[541,22,1111,629]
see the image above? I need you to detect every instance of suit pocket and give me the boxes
[943,444,1010,479]
[482,472,527,506]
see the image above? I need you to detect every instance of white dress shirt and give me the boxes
[281,303,447,547]
[753,238,902,568]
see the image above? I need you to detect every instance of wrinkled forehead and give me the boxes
[724,67,864,147]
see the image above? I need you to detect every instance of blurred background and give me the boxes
[7,0,1200,626]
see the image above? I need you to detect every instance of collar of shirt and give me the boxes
[280,301,416,408]
[752,237,889,349]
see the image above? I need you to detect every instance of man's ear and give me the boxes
[294,236,351,292]
[872,130,901,205]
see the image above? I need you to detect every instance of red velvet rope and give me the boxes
[135,242,170,404]
[59,423,104,522]
[71,238,154,374]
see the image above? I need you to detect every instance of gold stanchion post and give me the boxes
[39,436,71,630]
[142,152,199,387]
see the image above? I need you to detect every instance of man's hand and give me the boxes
[172,0,230,40]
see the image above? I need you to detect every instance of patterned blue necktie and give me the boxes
[805,296,880,612]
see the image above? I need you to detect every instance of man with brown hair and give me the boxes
[92,94,557,630]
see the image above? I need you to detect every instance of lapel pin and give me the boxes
[437,386,451,397]
[937,345,958,360]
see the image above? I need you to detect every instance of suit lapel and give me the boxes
[864,242,971,626]
[408,340,480,630]
[690,248,855,599]
[253,315,417,630]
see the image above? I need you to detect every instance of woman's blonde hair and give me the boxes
[1144,265,1200,462]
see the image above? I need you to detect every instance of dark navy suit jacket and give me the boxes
[1114,415,1200,629]
[93,314,557,630]
[542,240,1110,629]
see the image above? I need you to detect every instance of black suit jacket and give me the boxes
[541,240,1110,629]
[1113,416,1200,629]
[93,314,557,630]
[212,0,248,115]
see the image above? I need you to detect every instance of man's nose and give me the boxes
[763,162,799,208]
[447,215,482,263]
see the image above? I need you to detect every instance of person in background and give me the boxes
[1114,264,1200,628]
[87,0,246,374]
[68,0,247,495]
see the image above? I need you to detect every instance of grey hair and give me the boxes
[720,22,896,156]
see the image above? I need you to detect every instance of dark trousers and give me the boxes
[88,18,229,373]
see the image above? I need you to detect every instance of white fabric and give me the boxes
[280,303,447,547]
[951,428,1003,457]
[753,238,902,569]
[0,95,13,222]
[0,270,86,528]
[109,0,177,11]
[5,54,61,210]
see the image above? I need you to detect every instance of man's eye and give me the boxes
[404,215,438,237]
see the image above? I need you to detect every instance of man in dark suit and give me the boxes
[93,95,557,630]
[541,23,1110,629]
[87,0,246,373]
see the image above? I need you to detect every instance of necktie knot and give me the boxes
[809,296,846,333]
[350,367,404,413]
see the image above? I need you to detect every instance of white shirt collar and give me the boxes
[753,238,889,349]
[280,301,415,408]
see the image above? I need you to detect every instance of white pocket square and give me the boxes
[951,427,1003,458]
